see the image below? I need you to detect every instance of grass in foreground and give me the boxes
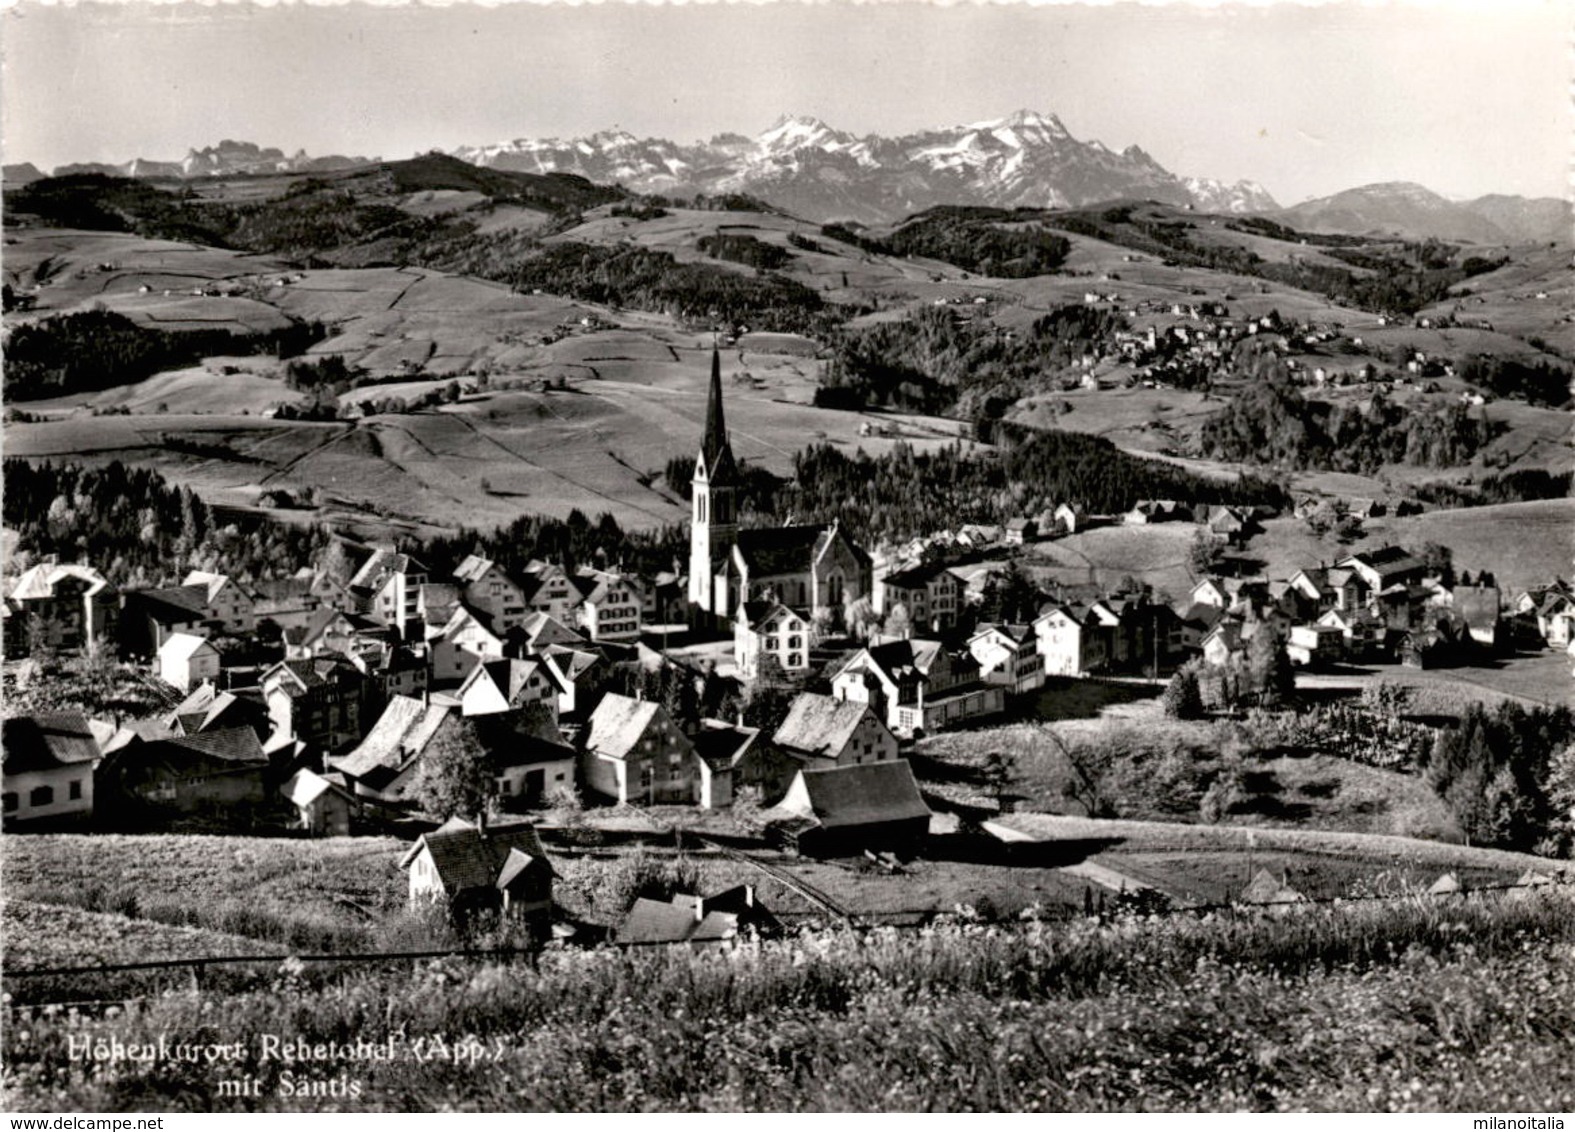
[4,890,1571,1112]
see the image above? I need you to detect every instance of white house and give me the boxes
[734,601,812,682]
[156,632,221,692]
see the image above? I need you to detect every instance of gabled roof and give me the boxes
[460,657,545,708]
[264,654,360,696]
[736,601,802,630]
[335,695,452,780]
[1340,546,1425,579]
[581,693,663,759]
[157,631,217,663]
[453,555,510,586]
[167,686,263,735]
[133,585,210,625]
[969,623,1034,647]
[733,525,827,578]
[777,760,930,830]
[398,817,552,893]
[514,612,586,650]
[9,563,112,601]
[773,693,875,759]
[881,562,957,590]
[690,719,760,769]
[182,571,249,603]
[2,712,101,774]
[617,897,737,945]
[281,767,354,807]
[349,546,427,590]
[159,727,267,765]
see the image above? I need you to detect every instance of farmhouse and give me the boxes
[430,605,508,685]
[452,555,533,635]
[457,657,559,723]
[167,683,269,739]
[181,571,258,634]
[262,655,366,753]
[399,816,554,928]
[2,712,102,826]
[573,568,645,642]
[1034,601,1120,677]
[1337,547,1427,603]
[97,727,269,817]
[772,693,899,777]
[280,768,357,837]
[579,693,698,805]
[349,546,429,639]
[766,760,931,858]
[688,719,761,810]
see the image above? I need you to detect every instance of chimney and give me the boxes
[693,896,705,923]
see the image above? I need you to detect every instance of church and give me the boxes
[688,349,871,627]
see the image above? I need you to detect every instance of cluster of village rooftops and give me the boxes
[4,351,1569,863]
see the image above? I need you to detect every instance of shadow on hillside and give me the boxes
[924,832,1126,868]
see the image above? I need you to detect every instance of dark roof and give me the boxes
[785,760,930,830]
[133,586,209,625]
[161,727,267,764]
[617,898,733,944]
[400,817,551,893]
[2,712,100,774]
[734,525,825,577]
[690,721,759,768]
[882,563,955,590]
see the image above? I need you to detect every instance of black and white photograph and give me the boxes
[1,0,1572,1114]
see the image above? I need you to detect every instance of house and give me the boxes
[457,657,559,724]
[1033,601,1121,677]
[615,885,779,947]
[1316,607,1385,660]
[538,645,600,719]
[520,561,582,624]
[1288,567,1361,615]
[333,695,453,802]
[1174,600,1226,652]
[452,555,533,635]
[765,760,931,858]
[6,563,118,656]
[1286,624,1346,668]
[772,693,898,774]
[1190,577,1232,610]
[121,585,210,657]
[831,639,1005,737]
[1052,503,1087,535]
[261,655,366,753]
[968,623,1045,694]
[156,632,221,692]
[1337,547,1427,602]
[399,816,553,928]
[573,568,644,642]
[2,712,101,826]
[349,546,428,639]
[166,683,270,740]
[181,571,257,634]
[1534,592,1575,648]
[688,719,760,810]
[1003,517,1038,545]
[873,563,961,633]
[283,609,392,661]
[1201,621,1247,667]
[579,693,698,805]
[280,768,357,836]
[430,605,507,685]
[97,727,269,817]
[955,524,1001,550]
[489,719,578,808]
[734,601,812,682]
[1206,505,1252,544]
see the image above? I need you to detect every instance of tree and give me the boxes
[980,750,1018,809]
[1161,662,1206,720]
[884,601,913,639]
[845,595,878,640]
[407,719,494,821]
[1188,529,1223,577]
[1245,627,1295,707]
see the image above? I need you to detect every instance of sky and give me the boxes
[1,0,1568,205]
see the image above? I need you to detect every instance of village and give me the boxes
[3,347,1571,948]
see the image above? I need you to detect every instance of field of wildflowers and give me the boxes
[5,890,1571,1112]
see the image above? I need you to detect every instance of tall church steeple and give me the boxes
[689,346,739,618]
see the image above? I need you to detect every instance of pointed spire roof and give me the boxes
[699,346,738,485]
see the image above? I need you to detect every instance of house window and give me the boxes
[69,780,83,801]
[496,778,512,794]
[29,785,54,808]
[788,653,803,668]
[2,793,16,813]
[639,766,654,789]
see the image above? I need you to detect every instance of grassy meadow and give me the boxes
[4,890,1572,1111]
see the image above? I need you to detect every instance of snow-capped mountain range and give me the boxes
[18,140,375,183]
[449,110,1280,223]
